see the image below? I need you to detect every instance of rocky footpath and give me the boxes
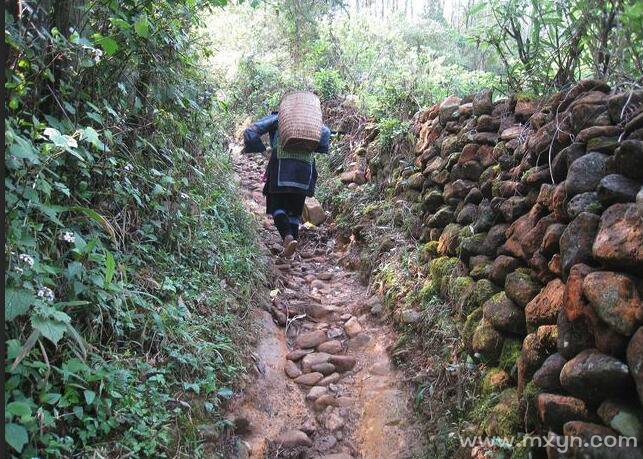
[226,150,424,458]
[334,81,642,457]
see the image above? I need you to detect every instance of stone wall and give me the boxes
[365,81,642,455]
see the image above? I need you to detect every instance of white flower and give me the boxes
[37,286,55,303]
[180,192,189,199]
[18,254,34,267]
[15,266,24,274]
[124,163,133,172]
[60,231,76,243]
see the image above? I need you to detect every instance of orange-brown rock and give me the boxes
[525,279,565,331]
[592,203,643,272]
[537,393,590,433]
[583,271,642,336]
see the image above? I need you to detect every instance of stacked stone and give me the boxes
[396,81,642,455]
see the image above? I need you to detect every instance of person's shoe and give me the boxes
[282,235,298,257]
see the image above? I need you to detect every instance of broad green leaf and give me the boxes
[5,423,28,453]
[50,309,71,324]
[44,127,78,149]
[104,249,115,286]
[6,401,31,418]
[31,316,66,345]
[81,126,107,150]
[110,17,131,30]
[5,288,35,321]
[134,16,150,38]
[94,36,119,56]
[83,390,96,405]
[65,261,84,279]
[8,136,39,163]
[41,393,61,404]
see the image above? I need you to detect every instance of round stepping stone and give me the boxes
[302,353,331,372]
[344,317,363,338]
[285,360,302,379]
[286,349,313,361]
[294,372,324,385]
[296,330,328,348]
[306,386,328,401]
[317,340,342,354]
[317,272,333,281]
[318,372,341,386]
[311,362,336,375]
[329,355,356,372]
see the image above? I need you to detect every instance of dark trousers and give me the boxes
[266,193,305,240]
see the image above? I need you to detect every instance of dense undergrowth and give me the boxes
[5,1,263,457]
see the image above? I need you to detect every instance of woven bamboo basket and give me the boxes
[278,91,323,152]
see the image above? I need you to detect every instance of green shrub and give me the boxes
[5,2,263,456]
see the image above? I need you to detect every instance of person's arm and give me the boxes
[315,125,331,154]
[243,114,278,153]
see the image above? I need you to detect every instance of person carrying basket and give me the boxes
[242,92,331,257]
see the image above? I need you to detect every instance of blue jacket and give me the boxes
[244,113,330,196]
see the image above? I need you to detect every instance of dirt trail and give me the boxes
[225,148,424,459]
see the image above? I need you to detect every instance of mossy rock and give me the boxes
[423,189,444,212]
[493,141,508,157]
[499,338,523,372]
[448,276,476,315]
[449,275,475,299]
[504,270,542,307]
[458,225,474,239]
[472,319,504,364]
[470,262,491,280]
[484,388,521,438]
[482,291,526,335]
[462,307,483,353]
[482,368,511,395]
[459,233,486,258]
[429,257,460,284]
[475,279,501,307]
[419,241,439,262]
[587,136,619,152]
[437,223,462,255]
[491,179,504,197]
[419,278,439,301]
[469,390,500,426]
[521,166,540,181]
